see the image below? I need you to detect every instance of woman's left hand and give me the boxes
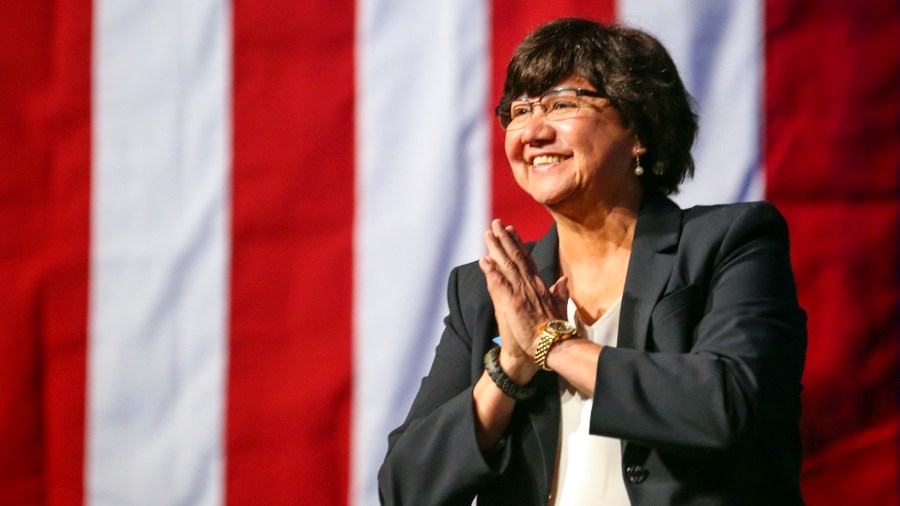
[479,219,569,363]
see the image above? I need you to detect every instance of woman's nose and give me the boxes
[520,108,554,144]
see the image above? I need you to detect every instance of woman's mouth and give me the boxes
[531,155,566,172]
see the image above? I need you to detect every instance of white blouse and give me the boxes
[547,298,631,506]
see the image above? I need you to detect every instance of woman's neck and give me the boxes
[550,194,641,324]
[551,192,641,264]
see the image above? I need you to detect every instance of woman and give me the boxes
[378,18,806,506]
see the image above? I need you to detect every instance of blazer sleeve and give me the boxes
[378,266,511,506]
[589,201,807,452]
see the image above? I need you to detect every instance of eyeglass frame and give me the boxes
[495,87,607,130]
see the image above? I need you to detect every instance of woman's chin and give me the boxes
[528,188,575,208]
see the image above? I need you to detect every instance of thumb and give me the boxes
[549,275,570,302]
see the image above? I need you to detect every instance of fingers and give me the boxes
[503,222,530,255]
[484,219,539,280]
[483,230,510,273]
[479,255,506,286]
[492,220,532,275]
[479,254,518,305]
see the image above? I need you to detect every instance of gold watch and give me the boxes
[534,319,577,371]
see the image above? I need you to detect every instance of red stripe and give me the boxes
[43,1,92,503]
[765,1,900,503]
[0,1,54,502]
[229,2,355,504]
[0,1,91,504]
[489,1,616,242]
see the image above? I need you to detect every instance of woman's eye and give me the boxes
[510,105,530,118]
[548,99,577,111]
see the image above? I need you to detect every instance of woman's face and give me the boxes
[504,75,642,214]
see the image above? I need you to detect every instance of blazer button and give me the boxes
[625,465,649,484]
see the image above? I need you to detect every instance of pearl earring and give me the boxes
[634,154,645,176]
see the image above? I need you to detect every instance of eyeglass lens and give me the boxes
[502,89,582,130]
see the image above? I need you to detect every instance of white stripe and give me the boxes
[353,0,490,504]
[618,0,764,205]
[90,0,230,504]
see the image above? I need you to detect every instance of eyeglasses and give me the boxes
[495,87,606,130]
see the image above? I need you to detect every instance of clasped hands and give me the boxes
[478,219,568,385]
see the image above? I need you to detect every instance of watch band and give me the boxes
[534,320,577,371]
[484,346,537,401]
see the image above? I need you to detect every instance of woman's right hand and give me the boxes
[478,219,569,385]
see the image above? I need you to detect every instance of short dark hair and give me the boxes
[499,18,698,195]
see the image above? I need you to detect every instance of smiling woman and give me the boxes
[503,74,638,214]
[378,18,806,506]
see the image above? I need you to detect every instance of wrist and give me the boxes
[534,319,578,371]
[484,347,537,400]
[544,337,592,371]
[498,347,539,385]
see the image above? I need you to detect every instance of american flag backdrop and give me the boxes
[1,0,898,504]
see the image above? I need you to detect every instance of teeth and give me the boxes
[532,155,563,166]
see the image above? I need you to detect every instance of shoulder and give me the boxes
[680,200,790,246]
[446,259,492,319]
[451,258,487,292]
[682,200,786,229]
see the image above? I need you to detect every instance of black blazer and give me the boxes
[379,198,807,505]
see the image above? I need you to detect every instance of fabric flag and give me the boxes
[1,0,897,505]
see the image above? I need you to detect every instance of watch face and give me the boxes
[546,320,575,334]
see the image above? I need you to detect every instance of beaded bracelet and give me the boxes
[483,346,537,401]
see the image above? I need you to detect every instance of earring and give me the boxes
[634,155,645,176]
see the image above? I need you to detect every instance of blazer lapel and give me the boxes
[618,196,682,351]
[531,222,560,288]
